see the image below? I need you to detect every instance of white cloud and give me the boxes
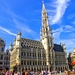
[0,5,36,36]
[68,33,75,38]
[63,25,75,32]
[49,0,70,25]
[53,25,75,39]
[72,21,75,25]
[53,27,63,44]
[53,25,75,36]
[53,26,75,54]
[0,26,16,36]
[13,19,36,35]
[3,7,36,36]
[64,25,73,29]
[67,13,75,19]
[61,39,75,53]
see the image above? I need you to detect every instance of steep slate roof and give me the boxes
[21,38,44,48]
[53,44,64,52]
[21,38,64,52]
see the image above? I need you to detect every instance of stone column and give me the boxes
[36,49,38,65]
[26,61,27,65]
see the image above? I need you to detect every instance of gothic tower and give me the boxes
[14,31,22,65]
[40,1,54,66]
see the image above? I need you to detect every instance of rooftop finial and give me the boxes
[17,30,22,35]
[42,0,45,9]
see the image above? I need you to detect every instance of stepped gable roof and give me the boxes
[54,44,64,52]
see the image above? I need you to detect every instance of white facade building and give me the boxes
[10,2,68,72]
[4,49,10,69]
[0,38,5,70]
[0,38,10,70]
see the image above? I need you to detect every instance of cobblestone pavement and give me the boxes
[52,73,65,75]
[52,72,74,75]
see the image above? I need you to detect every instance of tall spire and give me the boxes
[42,0,49,27]
[42,0,47,15]
[41,1,50,38]
[40,1,53,40]
[40,1,54,67]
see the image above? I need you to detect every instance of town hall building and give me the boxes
[10,2,68,71]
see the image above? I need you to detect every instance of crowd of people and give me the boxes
[0,67,20,75]
[0,67,60,75]
[22,68,53,75]
[64,68,75,75]
[0,68,52,75]
[0,67,75,75]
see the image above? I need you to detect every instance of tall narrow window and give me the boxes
[30,61,31,65]
[24,52,26,56]
[24,61,26,65]
[21,52,23,56]
[30,53,31,56]
[21,61,23,65]
[0,55,3,60]
[0,62,2,64]
[33,61,34,65]
[1,48,4,52]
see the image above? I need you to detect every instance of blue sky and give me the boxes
[0,0,75,54]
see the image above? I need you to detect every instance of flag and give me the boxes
[72,61,75,65]
[50,46,52,50]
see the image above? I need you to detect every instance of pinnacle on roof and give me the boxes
[42,0,46,12]
[17,30,22,35]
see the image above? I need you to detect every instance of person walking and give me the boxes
[49,69,52,75]
[25,68,29,75]
[22,68,25,75]
[64,69,70,75]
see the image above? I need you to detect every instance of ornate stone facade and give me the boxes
[0,38,5,70]
[0,38,10,70]
[4,49,10,69]
[68,48,75,69]
[10,2,68,72]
